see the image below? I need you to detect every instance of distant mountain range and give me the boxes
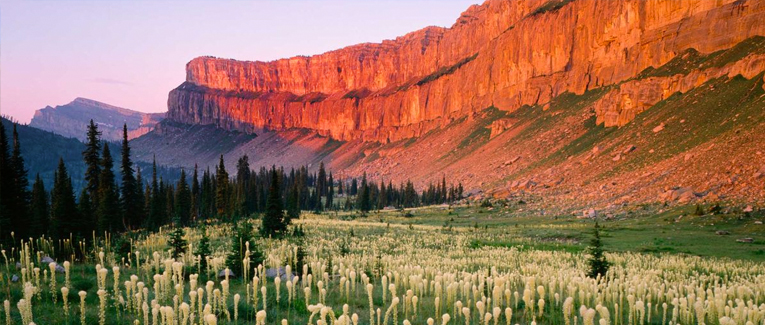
[30,97,164,142]
[2,117,181,195]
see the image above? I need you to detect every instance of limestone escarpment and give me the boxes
[167,0,765,142]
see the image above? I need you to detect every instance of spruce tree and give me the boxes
[120,124,140,229]
[215,155,229,218]
[29,174,49,237]
[191,165,200,222]
[78,188,94,237]
[286,183,300,222]
[10,124,30,237]
[0,122,10,236]
[261,167,287,237]
[50,159,79,239]
[358,173,371,214]
[326,172,334,210]
[226,224,264,275]
[82,120,102,205]
[175,169,191,226]
[168,221,187,260]
[148,158,163,230]
[97,143,119,233]
[587,221,610,279]
[195,227,212,274]
[317,162,327,199]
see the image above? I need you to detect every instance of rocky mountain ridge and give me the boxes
[167,0,765,143]
[31,97,164,142]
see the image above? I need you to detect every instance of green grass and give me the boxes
[415,53,478,87]
[637,36,765,78]
[529,0,575,17]
[371,203,765,261]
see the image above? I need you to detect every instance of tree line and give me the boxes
[0,120,464,243]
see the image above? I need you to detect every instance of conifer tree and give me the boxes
[191,165,200,222]
[29,174,49,237]
[148,157,163,230]
[195,227,211,273]
[215,155,229,218]
[97,143,119,233]
[0,122,10,236]
[10,124,30,237]
[227,224,264,276]
[326,172,334,210]
[82,120,102,205]
[50,159,79,239]
[261,167,287,237]
[317,162,327,199]
[358,173,371,214]
[78,188,94,237]
[168,221,187,260]
[286,183,300,222]
[120,124,140,229]
[175,169,191,226]
[587,221,610,278]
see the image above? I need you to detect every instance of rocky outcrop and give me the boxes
[167,0,765,142]
[31,98,164,141]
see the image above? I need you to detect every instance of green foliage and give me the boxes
[587,222,610,278]
[195,228,212,272]
[168,226,187,260]
[261,167,287,237]
[415,53,478,87]
[226,223,264,275]
[529,0,574,17]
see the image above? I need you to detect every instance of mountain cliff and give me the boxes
[167,0,765,143]
[31,98,165,141]
[137,0,765,210]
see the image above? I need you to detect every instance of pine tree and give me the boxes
[120,124,140,229]
[195,227,212,274]
[226,224,264,276]
[215,155,229,218]
[586,221,610,278]
[286,183,300,222]
[148,157,163,230]
[261,167,287,237]
[10,124,30,237]
[0,122,11,237]
[97,143,119,233]
[168,223,187,260]
[317,162,327,199]
[326,172,334,210]
[135,167,147,228]
[50,159,79,239]
[29,174,49,237]
[78,188,94,237]
[175,169,191,226]
[358,173,371,214]
[82,120,102,205]
[191,165,200,222]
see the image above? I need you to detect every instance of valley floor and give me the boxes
[2,203,764,324]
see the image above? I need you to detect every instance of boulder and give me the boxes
[41,256,55,264]
[218,269,235,279]
[652,123,665,133]
[11,275,19,283]
[736,238,754,243]
[715,230,730,235]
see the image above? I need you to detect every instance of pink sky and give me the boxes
[0,0,480,123]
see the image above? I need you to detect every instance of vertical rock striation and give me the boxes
[167,0,765,142]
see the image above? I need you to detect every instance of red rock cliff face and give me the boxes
[167,0,765,142]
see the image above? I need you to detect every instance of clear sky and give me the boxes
[0,0,480,123]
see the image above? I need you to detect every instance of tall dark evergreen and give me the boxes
[78,188,94,236]
[215,155,229,218]
[148,158,163,230]
[587,222,610,278]
[50,159,79,239]
[10,124,30,237]
[358,173,371,213]
[120,124,140,229]
[317,162,327,199]
[261,167,287,237]
[286,183,300,221]
[29,174,49,237]
[0,122,10,236]
[325,172,334,210]
[175,169,191,226]
[97,143,119,233]
[82,120,102,205]
[191,165,200,222]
